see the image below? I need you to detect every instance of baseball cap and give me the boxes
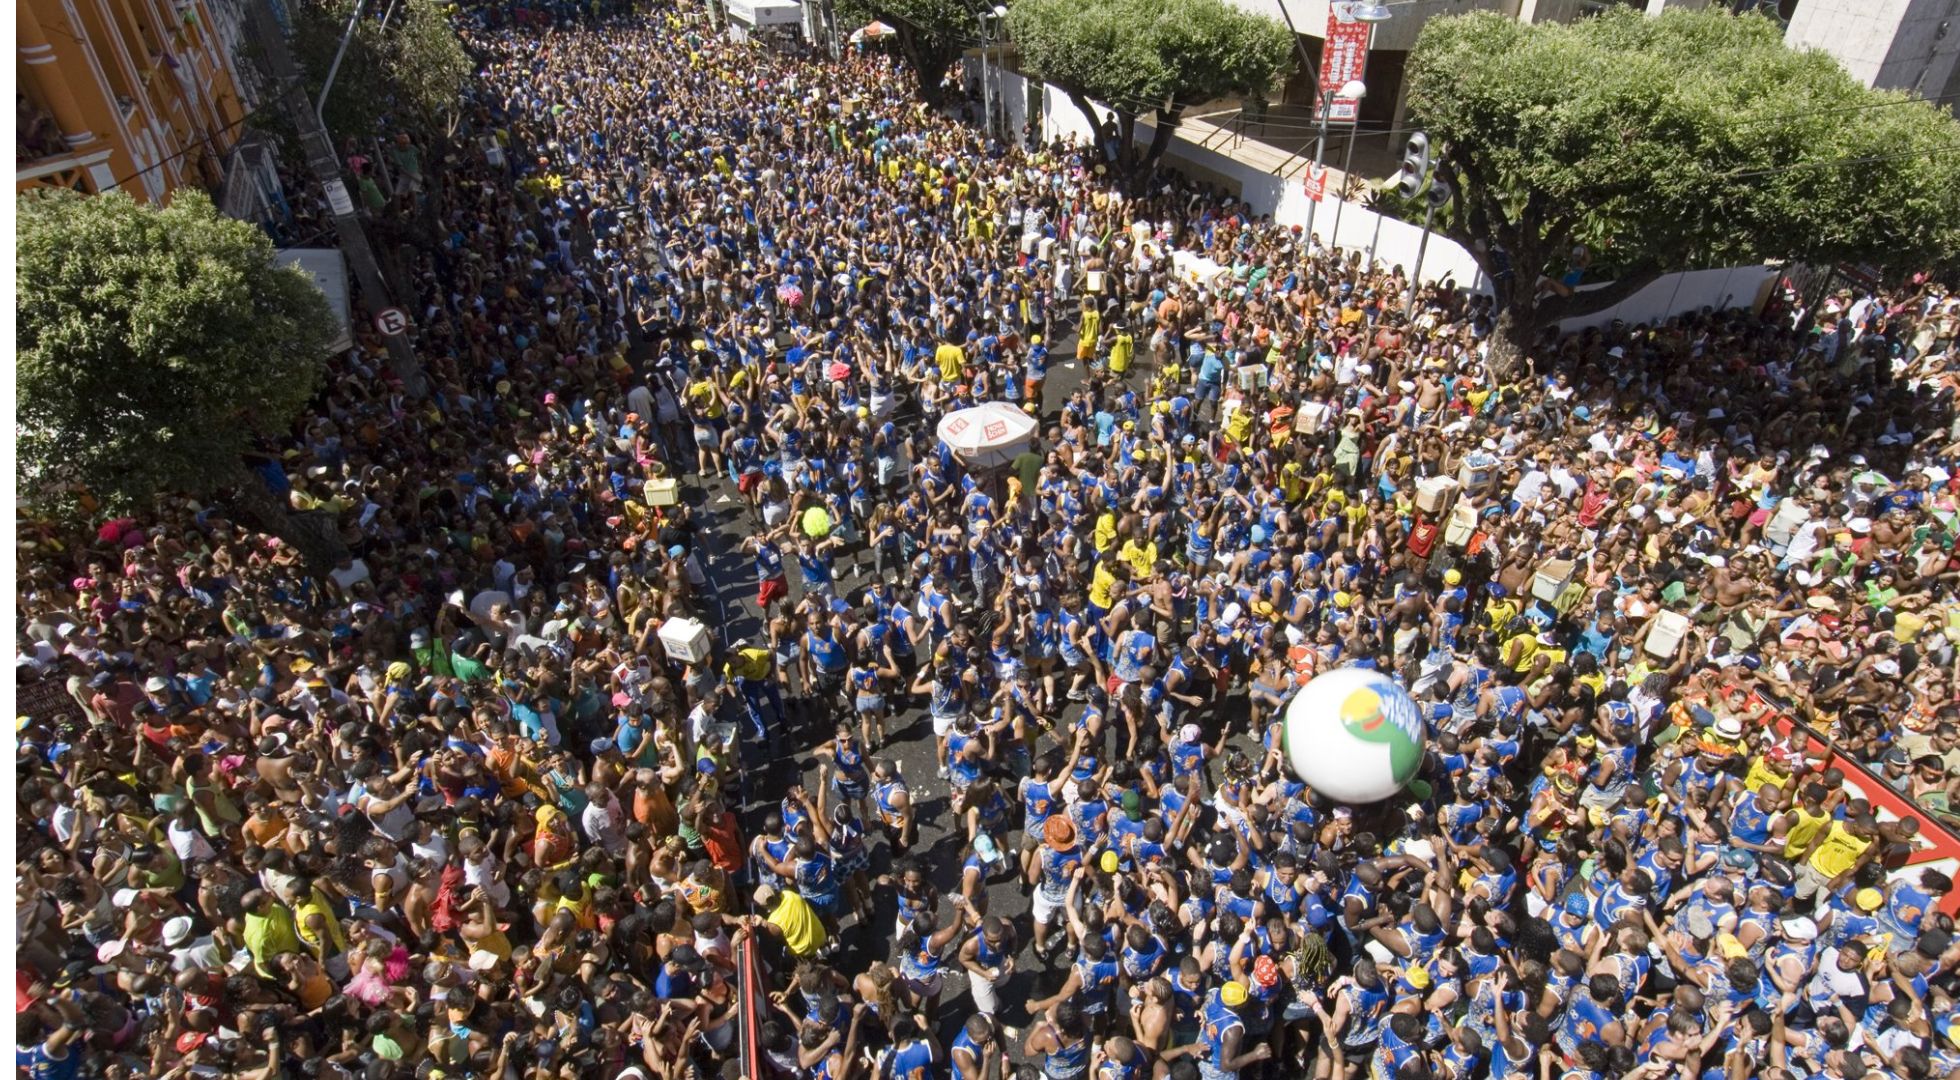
[1854,888,1884,911]
[1219,981,1248,1007]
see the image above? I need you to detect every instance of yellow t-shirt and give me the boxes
[1504,633,1542,672]
[1109,333,1135,374]
[1120,539,1157,580]
[686,379,724,419]
[936,343,966,383]
[1089,562,1119,609]
[1224,408,1253,445]
[1742,756,1792,794]
[1091,512,1118,554]
[770,889,826,958]
[1782,806,1831,859]
[1806,822,1870,879]
[294,889,349,956]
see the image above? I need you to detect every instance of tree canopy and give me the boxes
[835,0,979,105]
[17,190,342,561]
[1008,0,1293,182]
[1406,9,1960,371]
[289,0,472,143]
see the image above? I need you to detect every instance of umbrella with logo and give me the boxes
[937,401,1037,470]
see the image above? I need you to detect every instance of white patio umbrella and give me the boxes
[937,401,1038,469]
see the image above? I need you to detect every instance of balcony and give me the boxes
[16,90,70,172]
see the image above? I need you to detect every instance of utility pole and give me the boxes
[244,0,426,397]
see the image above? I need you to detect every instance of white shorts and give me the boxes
[932,711,959,738]
[970,970,1000,1015]
[1033,888,1067,924]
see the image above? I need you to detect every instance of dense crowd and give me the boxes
[16,4,1960,1080]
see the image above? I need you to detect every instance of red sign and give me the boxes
[1759,703,1960,917]
[1301,164,1328,202]
[1319,10,1371,125]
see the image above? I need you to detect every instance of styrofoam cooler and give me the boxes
[1763,499,1810,552]
[1646,610,1691,659]
[1416,477,1461,515]
[657,617,713,664]
[1530,558,1575,604]
[1457,454,1497,491]
[1293,401,1332,435]
[1444,500,1479,548]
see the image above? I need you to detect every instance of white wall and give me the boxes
[1553,264,1780,332]
[1005,68,1768,325]
[1784,0,1960,91]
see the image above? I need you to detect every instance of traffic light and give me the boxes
[1397,132,1430,199]
[1426,178,1451,208]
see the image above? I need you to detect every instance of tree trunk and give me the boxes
[1133,108,1182,193]
[892,26,954,107]
[221,465,348,576]
[1485,300,1534,381]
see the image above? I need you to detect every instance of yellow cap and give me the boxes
[1100,850,1120,874]
[1220,981,1248,1007]
[1404,965,1431,989]
[1444,569,1462,586]
[1855,888,1884,911]
[1334,591,1353,609]
[386,662,412,682]
[1716,933,1747,959]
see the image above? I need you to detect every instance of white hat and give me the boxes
[1713,715,1743,740]
[97,938,127,963]
[163,916,196,947]
[1780,916,1818,942]
[468,950,501,972]
[144,676,170,693]
[112,887,139,910]
[1874,658,1900,677]
[1606,346,1626,359]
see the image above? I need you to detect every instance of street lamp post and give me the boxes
[245,0,424,397]
[1303,76,1367,251]
[1329,123,1358,248]
[1275,0,1389,250]
[976,5,1008,141]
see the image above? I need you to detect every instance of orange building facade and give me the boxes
[17,0,252,202]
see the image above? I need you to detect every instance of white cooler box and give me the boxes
[1416,476,1461,516]
[658,617,713,664]
[1646,610,1692,659]
[1530,558,1576,604]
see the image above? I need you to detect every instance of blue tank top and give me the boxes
[875,779,908,827]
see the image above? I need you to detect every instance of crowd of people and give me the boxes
[16,3,1960,1080]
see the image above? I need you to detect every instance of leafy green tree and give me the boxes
[17,190,346,568]
[836,0,979,105]
[287,0,472,145]
[1406,9,1960,373]
[1008,0,1293,185]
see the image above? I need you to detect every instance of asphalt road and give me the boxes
[672,335,1108,1044]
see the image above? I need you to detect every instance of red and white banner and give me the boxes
[1301,164,1328,202]
[1319,10,1371,125]
[1751,696,1960,917]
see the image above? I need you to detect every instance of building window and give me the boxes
[17,90,69,166]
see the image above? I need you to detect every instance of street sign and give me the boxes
[374,307,409,337]
[1302,164,1328,202]
[1319,10,1372,125]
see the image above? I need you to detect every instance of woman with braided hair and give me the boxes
[1278,928,1338,1069]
